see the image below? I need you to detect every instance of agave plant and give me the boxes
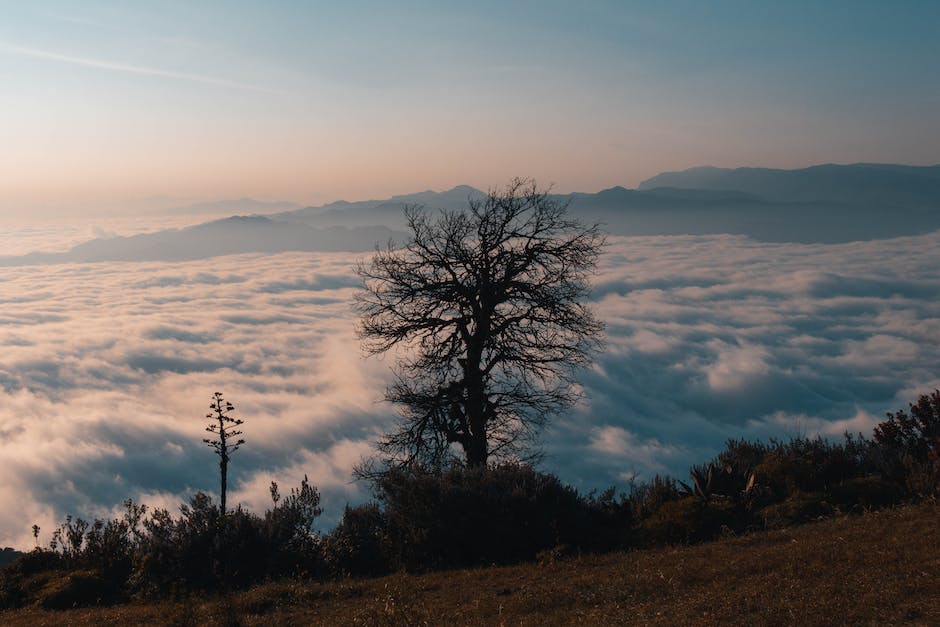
[681,463,758,504]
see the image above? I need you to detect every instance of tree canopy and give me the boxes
[356,179,605,469]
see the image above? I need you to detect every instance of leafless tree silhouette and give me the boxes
[357,178,605,469]
[203,392,244,514]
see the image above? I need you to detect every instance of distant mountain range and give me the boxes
[638,163,940,208]
[3,163,938,266]
[0,217,405,266]
[158,198,303,216]
[270,163,940,243]
[273,185,486,228]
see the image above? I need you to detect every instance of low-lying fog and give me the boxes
[1,220,938,548]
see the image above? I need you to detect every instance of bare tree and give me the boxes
[203,392,245,514]
[356,178,605,469]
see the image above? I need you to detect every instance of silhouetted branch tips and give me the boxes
[270,481,281,505]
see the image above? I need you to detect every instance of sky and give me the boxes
[1,1,939,216]
[1,1,940,550]
[0,0,940,548]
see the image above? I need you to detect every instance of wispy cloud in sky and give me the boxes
[0,42,278,94]
[40,12,112,30]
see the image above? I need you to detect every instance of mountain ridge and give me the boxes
[4,163,940,266]
[638,162,940,207]
[0,217,406,266]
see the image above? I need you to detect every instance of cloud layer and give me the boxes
[2,232,939,547]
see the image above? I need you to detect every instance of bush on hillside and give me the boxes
[370,463,626,570]
[758,492,834,529]
[0,550,63,609]
[35,569,118,610]
[827,476,904,510]
[873,390,940,497]
[322,503,392,578]
[0,476,324,607]
[136,482,323,594]
[6,390,940,605]
[874,390,940,462]
[625,474,683,521]
[640,497,738,545]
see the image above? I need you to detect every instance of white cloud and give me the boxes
[1,231,940,548]
[704,340,771,392]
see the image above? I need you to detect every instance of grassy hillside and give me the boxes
[2,502,937,626]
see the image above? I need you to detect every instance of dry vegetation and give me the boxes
[3,502,937,626]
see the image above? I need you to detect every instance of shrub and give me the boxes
[874,390,940,461]
[754,450,815,499]
[263,476,324,579]
[1,550,61,578]
[373,463,593,570]
[873,390,940,493]
[640,497,738,545]
[36,569,119,610]
[827,476,904,510]
[322,504,392,578]
[713,439,769,479]
[898,458,940,500]
[134,480,324,594]
[134,492,225,592]
[626,474,683,520]
[758,492,833,529]
[743,436,880,505]
[581,486,635,551]
[0,550,62,609]
[0,548,24,570]
[8,476,326,601]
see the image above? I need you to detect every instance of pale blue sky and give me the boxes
[0,1,938,214]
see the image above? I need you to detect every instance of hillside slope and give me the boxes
[2,503,937,625]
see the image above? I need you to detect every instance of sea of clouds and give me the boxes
[2,230,939,548]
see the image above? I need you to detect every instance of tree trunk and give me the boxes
[463,370,489,467]
[220,455,228,515]
[464,430,488,467]
[462,318,490,467]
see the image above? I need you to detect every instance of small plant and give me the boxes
[681,463,757,505]
[684,465,716,503]
[203,392,245,515]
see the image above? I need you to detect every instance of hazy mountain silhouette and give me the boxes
[277,185,767,229]
[557,184,940,243]
[4,164,939,266]
[0,216,405,266]
[277,173,940,243]
[159,198,303,216]
[638,163,940,207]
[274,185,486,227]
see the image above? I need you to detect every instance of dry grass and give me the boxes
[3,503,938,626]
